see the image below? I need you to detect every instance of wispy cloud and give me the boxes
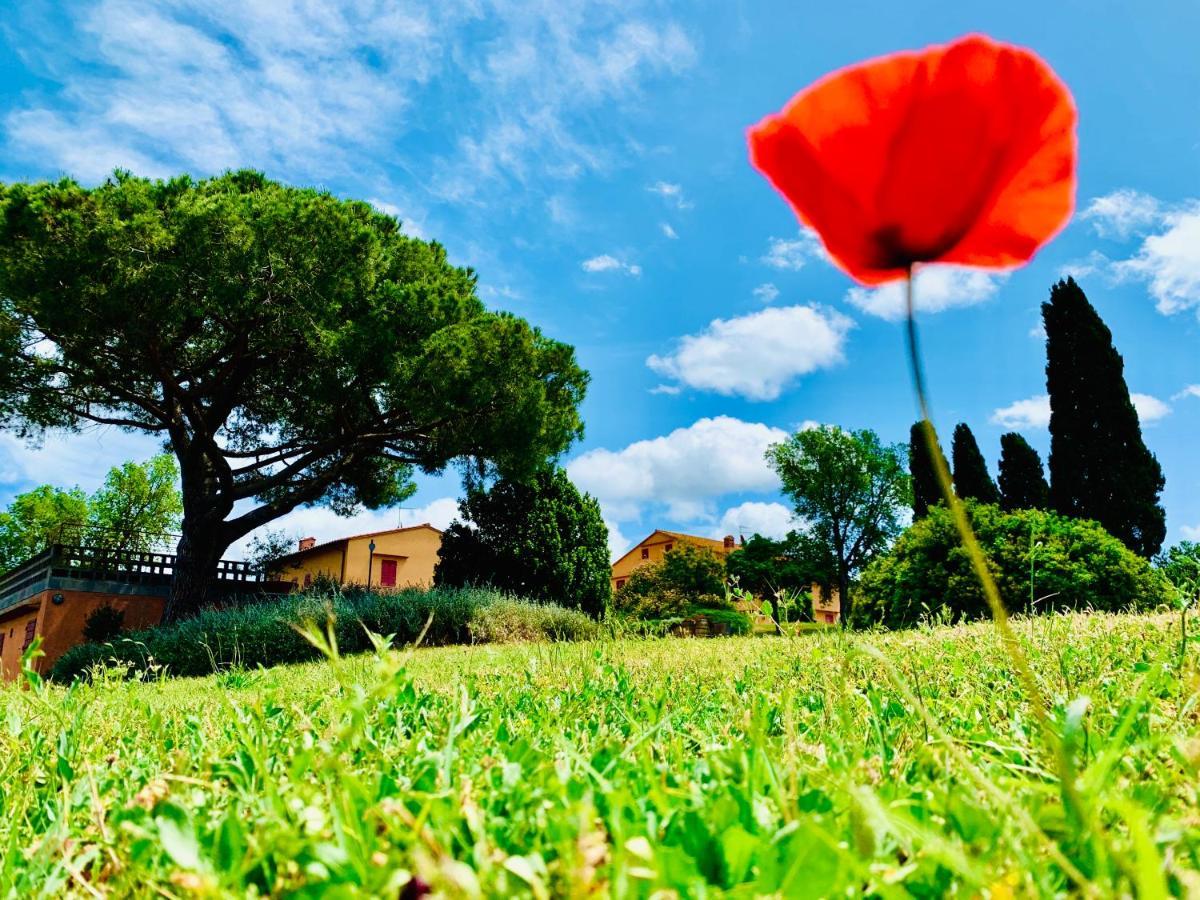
[660,222,679,239]
[582,254,641,276]
[760,232,821,271]
[647,181,693,210]
[752,282,779,303]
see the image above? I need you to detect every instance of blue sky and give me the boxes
[1,0,1198,559]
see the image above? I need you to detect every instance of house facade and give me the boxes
[0,544,277,680]
[269,523,443,590]
[610,530,738,593]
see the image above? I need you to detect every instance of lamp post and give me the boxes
[367,539,376,588]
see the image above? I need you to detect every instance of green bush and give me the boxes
[854,503,1171,629]
[613,543,727,619]
[50,586,594,682]
[82,604,125,643]
[691,607,752,635]
[467,598,600,644]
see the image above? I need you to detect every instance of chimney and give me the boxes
[299,536,316,552]
[723,534,735,550]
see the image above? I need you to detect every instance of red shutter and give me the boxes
[380,559,397,587]
[22,620,36,650]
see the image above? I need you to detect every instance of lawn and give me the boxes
[2,612,1198,896]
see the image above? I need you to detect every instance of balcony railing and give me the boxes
[0,544,269,615]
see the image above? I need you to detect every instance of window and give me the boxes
[380,558,398,587]
[664,543,674,553]
[303,572,312,587]
[0,632,4,655]
[640,547,650,560]
[615,579,626,590]
[22,620,36,651]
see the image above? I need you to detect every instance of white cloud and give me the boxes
[1114,204,1200,316]
[649,384,682,396]
[846,266,1004,321]
[603,518,631,561]
[713,501,795,542]
[6,1,696,217]
[761,232,821,271]
[660,222,678,239]
[752,282,780,304]
[1173,385,1200,402]
[1082,189,1162,240]
[582,254,641,276]
[646,305,852,401]
[0,427,165,493]
[1182,524,1200,542]
[991,392,1170,429]
[1131,392,1171,423]
[648,181,692,210]
[991,395,1051,429]
[567,416,787,521]
[231,497,460,560]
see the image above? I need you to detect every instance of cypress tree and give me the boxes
[908,420,945,519]
[997,432,1050,511]
[951,423,1000,505]
[1044,277,1165,557]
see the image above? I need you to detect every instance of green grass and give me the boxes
[3,611,1199,896]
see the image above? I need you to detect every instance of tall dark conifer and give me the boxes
[908,421,944,519]
[997,432,1050,511]
[951,423,1000,505]
[1044,277,1165,557]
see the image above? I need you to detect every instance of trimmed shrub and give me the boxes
[50,586,594,682]
[82,604,125,643]
[467,599,600,644]
[854,502,1171,629]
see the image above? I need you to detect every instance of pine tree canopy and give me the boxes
[908,420,946,519]
[1043,277,1165,557]
[951,423,1000,505]
[997,432,1050,511]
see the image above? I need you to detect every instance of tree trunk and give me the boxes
[163,519,228,625]
[838,567,852,629]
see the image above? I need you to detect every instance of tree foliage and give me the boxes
[0,172,587,620]
[1044,277,1165,557]
[88,454,183,550]
[0,485,89,572]
[434,467,610,617]
[908,420,945,520]
[612,543,728,620]
[725,531,832,597]
[0,454,184,572]
[951,423,1000,505]
[1154,541,1200,601]
[767,425,910,624]
[855,502,1170,629]
[997,433,1050,512]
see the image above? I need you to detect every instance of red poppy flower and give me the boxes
[747,34,1077,286]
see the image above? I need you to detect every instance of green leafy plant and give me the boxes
[855,502,1171,629]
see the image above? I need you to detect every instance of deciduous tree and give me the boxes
[0,172,587,620]
[766,426,910,625]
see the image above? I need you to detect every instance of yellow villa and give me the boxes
[610,530,738,593]
[611,528,841,624]
[269,523,443,590]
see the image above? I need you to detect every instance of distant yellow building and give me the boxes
[610,530,738,593]
[270,524,443,590]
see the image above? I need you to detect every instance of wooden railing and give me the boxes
[0,544,265,613]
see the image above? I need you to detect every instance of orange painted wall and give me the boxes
[274,545,346,590]
[0,590,166,680]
